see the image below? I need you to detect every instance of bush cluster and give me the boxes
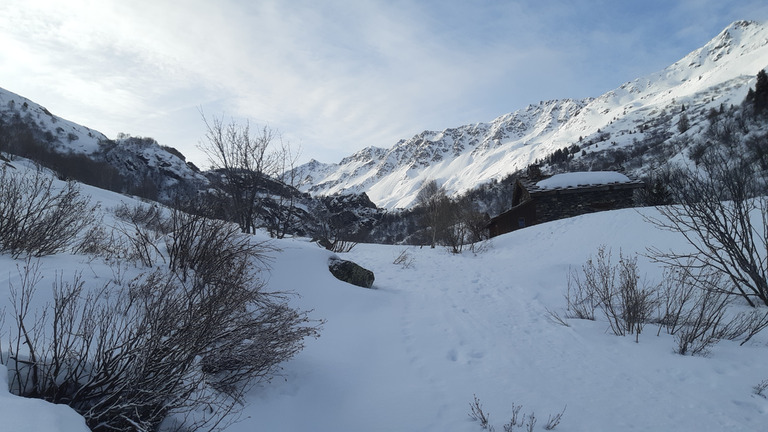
[0,166,97,257]
[566,246,768,354]
[1,168,321,431]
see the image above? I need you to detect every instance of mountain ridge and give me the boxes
[298,20,768,209]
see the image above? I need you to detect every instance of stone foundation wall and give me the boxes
[534,186,636,224]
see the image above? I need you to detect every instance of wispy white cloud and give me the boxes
[1,0,766,166]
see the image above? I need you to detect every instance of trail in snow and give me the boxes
[237,208,768,432]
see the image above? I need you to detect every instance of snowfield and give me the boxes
[237,210,768,432]
[0,173,767,431]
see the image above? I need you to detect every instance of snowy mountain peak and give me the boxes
[678,20,768,71]
[300,98,591,209]
[298,20,768,209]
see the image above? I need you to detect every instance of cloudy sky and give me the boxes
[1,1,767,167]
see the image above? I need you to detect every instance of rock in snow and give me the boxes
[328,257,375,288]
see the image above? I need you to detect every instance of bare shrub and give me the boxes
[616,254,657,342]
[671,272,733,356]
[72,223,111,256]
[754,379,768,398]
[655,266,768,355]
[544,406,566,430]
[723,308,768,345]
[3,209,321,431]
[329,237,357,253]
[569,246,656,340]
[469,394,493,431]
[566,267,597,320]
[113,201,166,233]
[164,207,272,283]
[473,398,564,432]
[0,166,97,257]
[393,248,415,269]
[313,217,358,253]
[111,203,170,267]
[502,403,523,431]
[656,266,699,336]
[524,412,537,432]
[545,308,571,327]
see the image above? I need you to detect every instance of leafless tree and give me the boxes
[415,180,452,248]
[647,149,768,307]
[312,212,358,253]
[199,113,278,234]
[440,200,467,254]
[453,195,490,253]
[270,141,303,239]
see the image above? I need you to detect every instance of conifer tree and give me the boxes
[754,69,768,114]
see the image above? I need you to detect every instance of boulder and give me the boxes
[328,257,375,288]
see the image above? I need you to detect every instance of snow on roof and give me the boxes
[535,171,631,190]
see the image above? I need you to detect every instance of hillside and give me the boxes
[0,87,386,242]
[1,160,766,431]
[298,20,768,209]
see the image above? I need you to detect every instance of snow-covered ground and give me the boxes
[237,210,767,432]
[0,166,767,431]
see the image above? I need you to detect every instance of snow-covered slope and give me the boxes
[299,20,768,209]
[236,207,768,432]
[0,86,208,200]
[0,364,90,432]
[1,161,767,431]
[0,87,107,154]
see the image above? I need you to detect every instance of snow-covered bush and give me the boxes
[393,248,415,269]
[567,246,655,341]
[568,247,768,354]
[470,395,565,432]
[754,379,768,398]
[0,166,96,258]
[2,202,321,431]
[656,266,768,355]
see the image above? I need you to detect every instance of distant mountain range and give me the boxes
[297,20,768,209]
[2,20,768,244]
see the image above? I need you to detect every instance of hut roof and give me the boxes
[534,171,633,190]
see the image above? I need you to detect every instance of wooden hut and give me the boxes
[487,171,644,238]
